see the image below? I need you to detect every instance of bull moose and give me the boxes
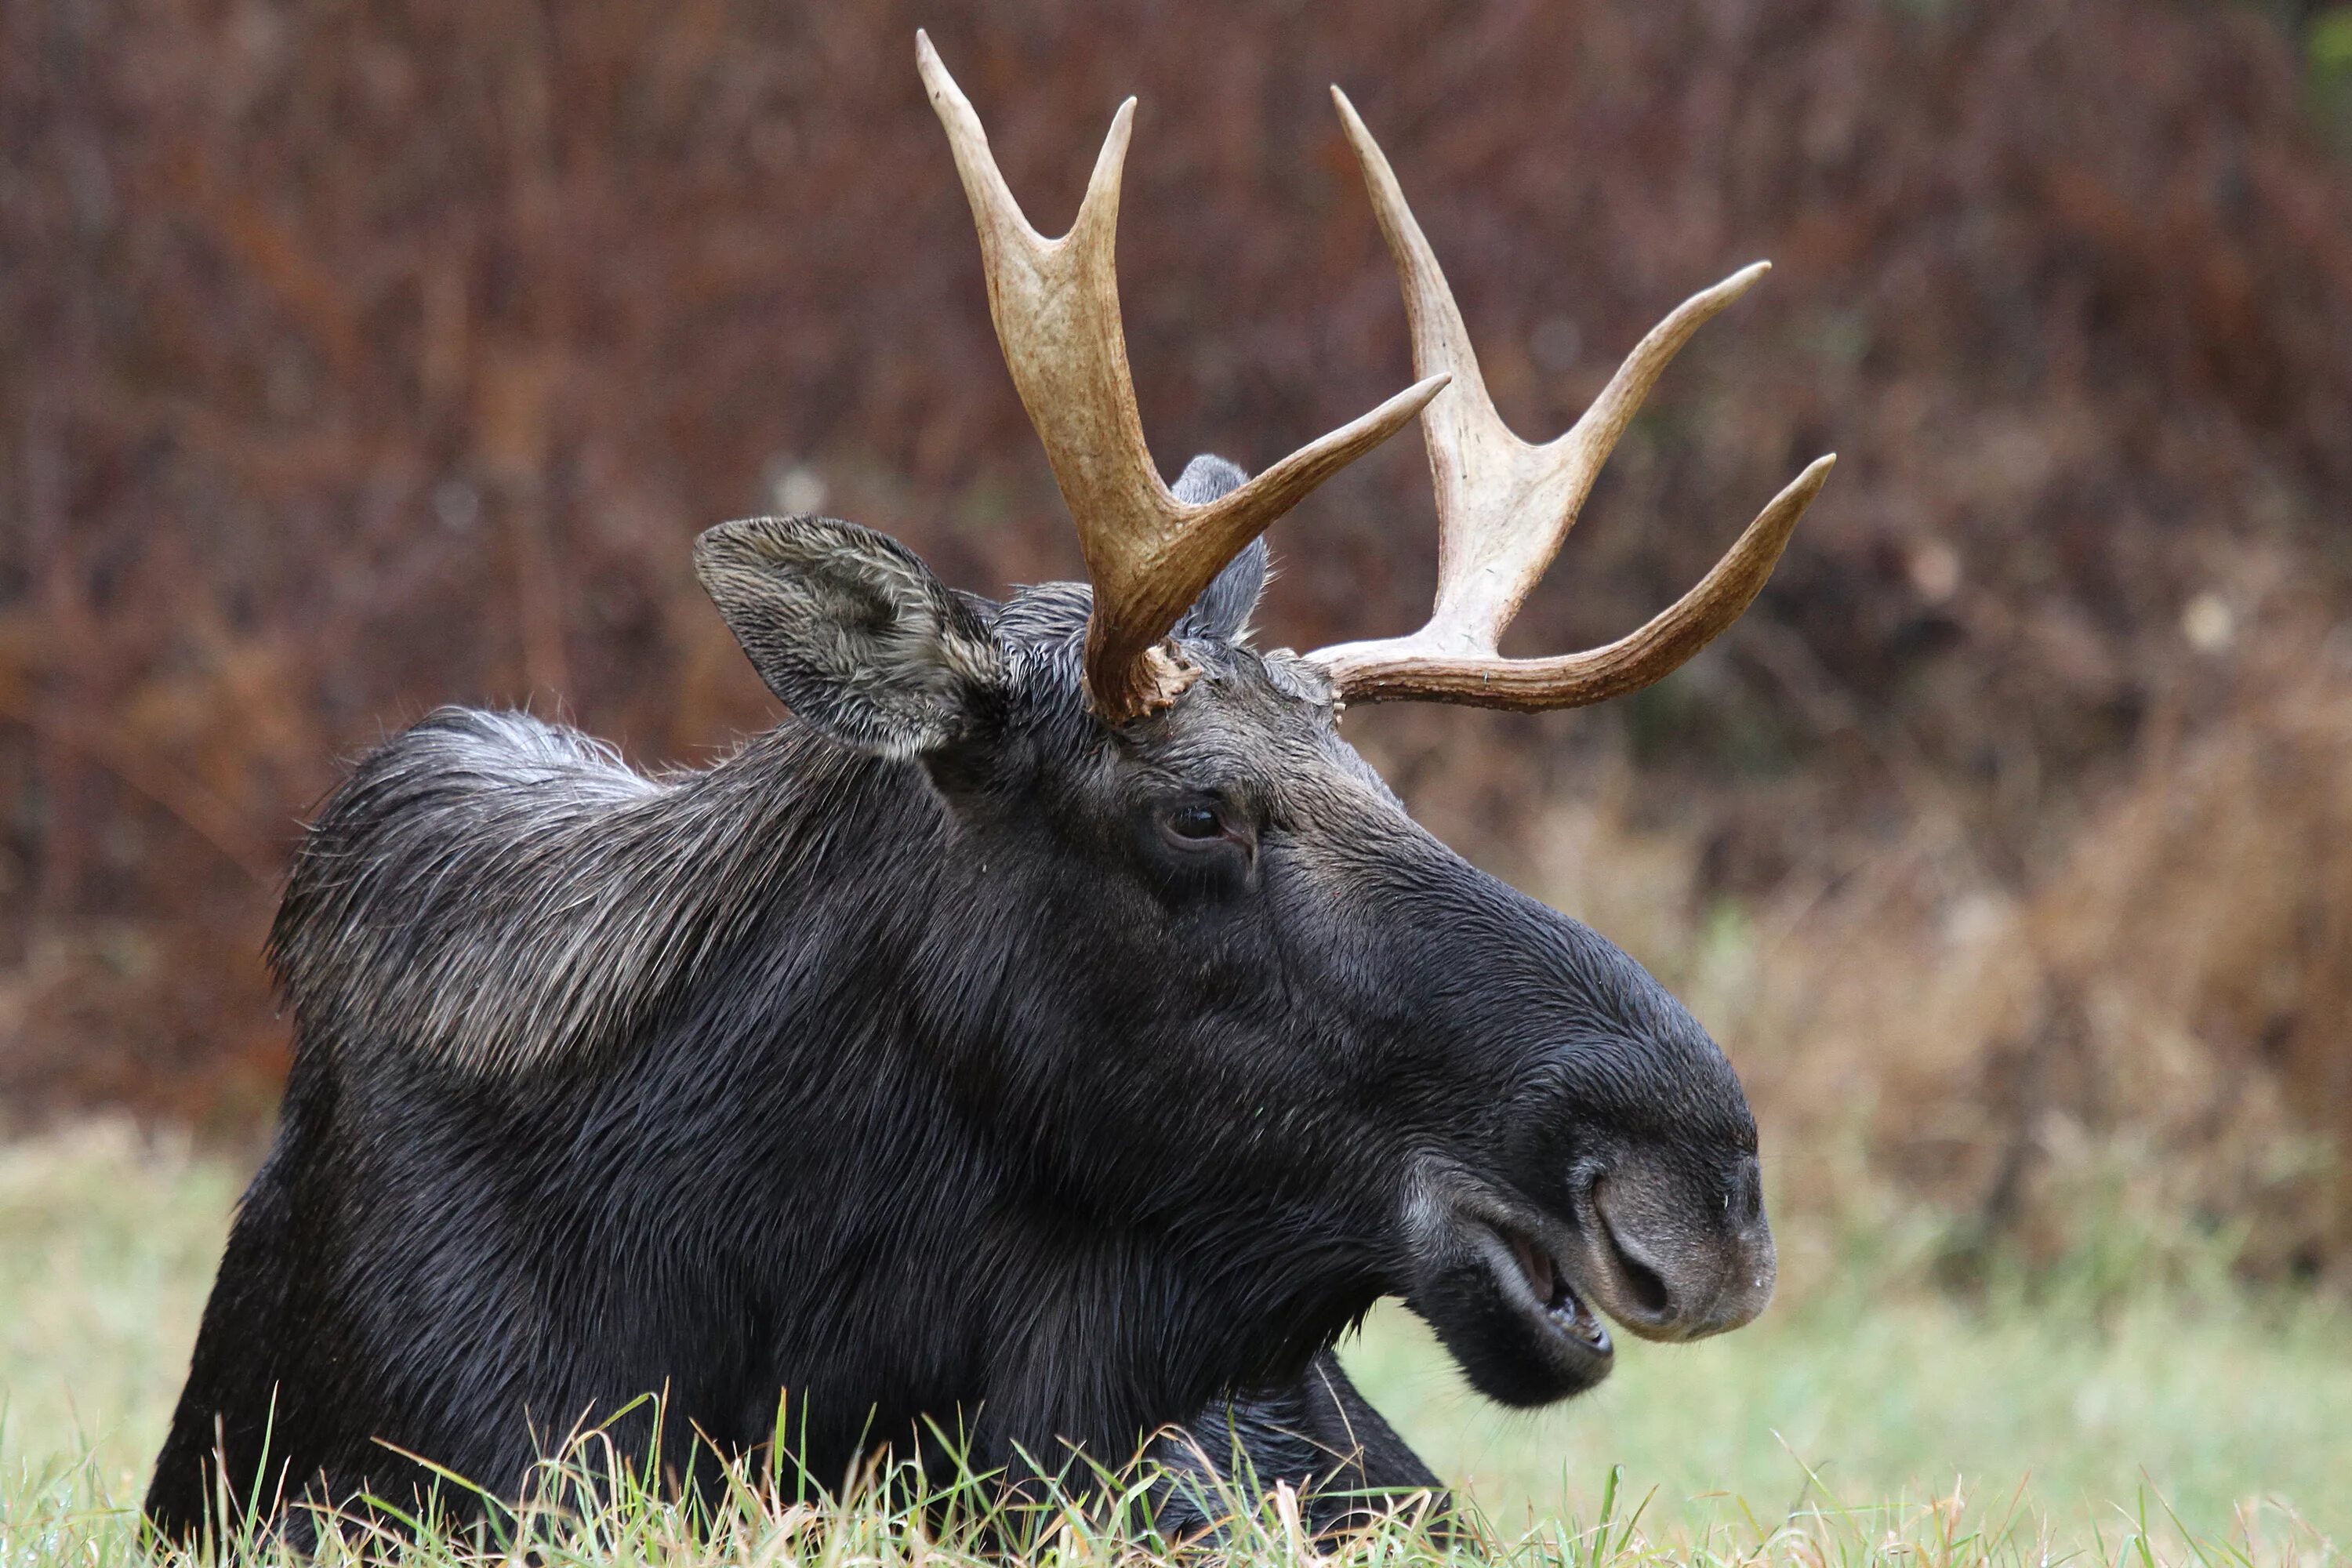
[147,32,1831,1542]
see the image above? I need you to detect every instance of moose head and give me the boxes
[694,34,1828,1410]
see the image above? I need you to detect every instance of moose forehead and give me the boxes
[991,576,1400,818]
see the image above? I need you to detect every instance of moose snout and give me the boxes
[1578,1156,1776,1342]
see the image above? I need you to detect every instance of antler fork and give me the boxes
[918,35,1447,722]
[1305,89,1835,710]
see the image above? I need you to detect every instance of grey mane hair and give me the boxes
[269,708,884,1078]
[272,505,1282,1080]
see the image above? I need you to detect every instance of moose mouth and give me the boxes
[1400,1171,1620,1406]
[1494,1224,1613,1356]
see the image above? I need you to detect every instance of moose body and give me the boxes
[150,34,1826,1541]
[148,693,1438,1532]
[147,523,1766,1537]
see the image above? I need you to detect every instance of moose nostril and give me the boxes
[1588,1174,1682,1323]
[1613,1243,1675,1319]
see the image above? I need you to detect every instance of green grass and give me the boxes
[2,1123,2347,1565]
[1345,1293,2352,1543]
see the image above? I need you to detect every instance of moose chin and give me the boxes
[146,31,1826,1545]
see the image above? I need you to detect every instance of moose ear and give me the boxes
[1171,455,1269,643]
[695,517,1004,757]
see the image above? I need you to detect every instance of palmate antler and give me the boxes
[917,34,1447,722]
[1304,90,1836,711]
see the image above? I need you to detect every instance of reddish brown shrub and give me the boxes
[4,0,2350,1266]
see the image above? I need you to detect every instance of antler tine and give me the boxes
[916,34,1448,722]
[1307,89,1835,711]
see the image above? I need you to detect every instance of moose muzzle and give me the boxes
[1402,1145,1776,1408]
[1571,1152,1777,1343]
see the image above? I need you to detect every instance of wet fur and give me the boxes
[149,456,1758,1541]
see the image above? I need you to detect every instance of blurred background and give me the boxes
[6,0,2352,1544]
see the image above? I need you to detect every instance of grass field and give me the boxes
[2,1122,2347,1565]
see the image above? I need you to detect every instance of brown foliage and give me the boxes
[4,0,2351,1265]
[1752,631,2352,1289]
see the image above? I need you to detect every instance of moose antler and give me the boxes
[917,34,1448,722]
[1306,89,1836,710]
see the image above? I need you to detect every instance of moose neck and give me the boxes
[487,720,1391,1479]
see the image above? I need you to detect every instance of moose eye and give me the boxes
[1167,804,1225,841]
[1142,797,1255,891]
